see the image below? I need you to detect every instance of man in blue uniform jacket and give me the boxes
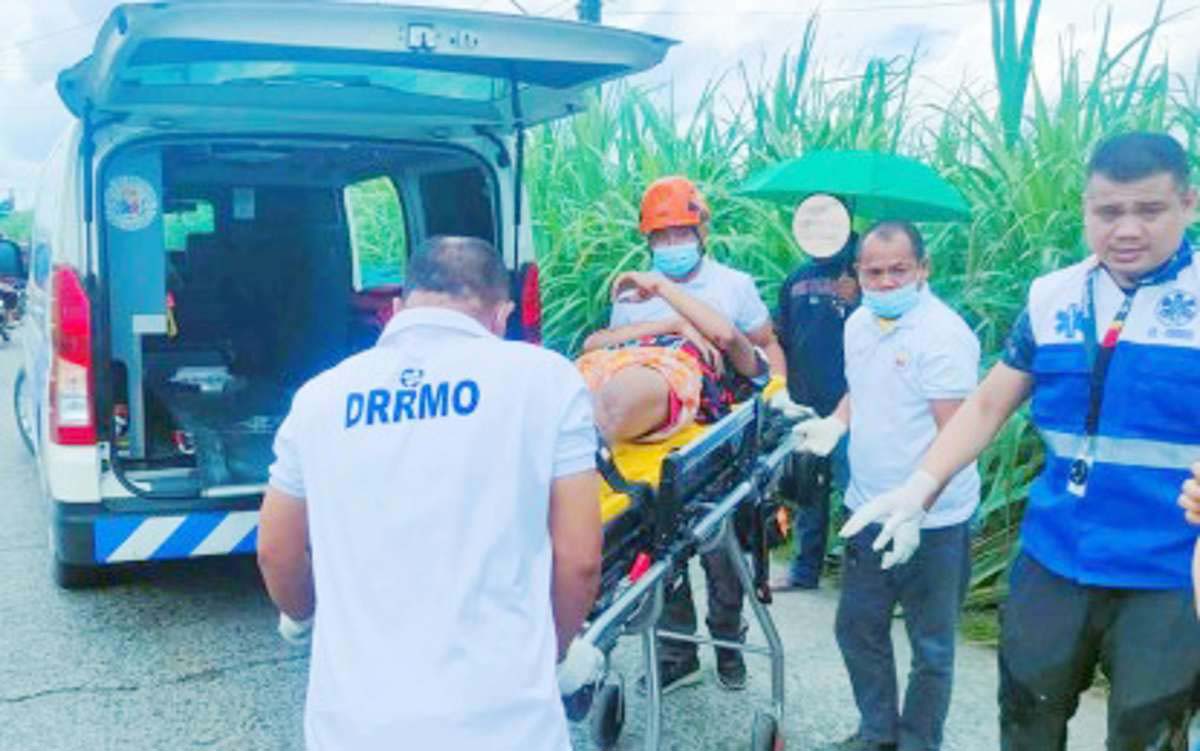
[844,131,1200,750]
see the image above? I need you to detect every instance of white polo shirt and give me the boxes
[269,306,596,751]
[610,256,771,333]
[843,287,981,529]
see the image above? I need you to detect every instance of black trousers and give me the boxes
[836,521,971,751]
[999,553,1200,751]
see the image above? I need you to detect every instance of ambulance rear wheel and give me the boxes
[750,711,783,751]
[52,557,101,589]
[591,682,624,750]
[13,368,35,456]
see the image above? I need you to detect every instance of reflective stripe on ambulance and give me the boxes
[93,511,258,563]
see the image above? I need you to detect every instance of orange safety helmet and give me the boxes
[638,176,711,241]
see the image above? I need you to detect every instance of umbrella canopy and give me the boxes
[736,149,971,222]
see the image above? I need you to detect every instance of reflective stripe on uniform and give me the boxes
[1039,428,1199,471]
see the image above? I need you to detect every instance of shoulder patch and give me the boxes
[1155,289,1198,328]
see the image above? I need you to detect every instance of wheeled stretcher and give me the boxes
[565,381,803,751]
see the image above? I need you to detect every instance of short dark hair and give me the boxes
[406,236,509,306]
[1088,132,1190,191]
[860,220,926,262]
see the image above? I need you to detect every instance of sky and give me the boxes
[0,0,1197,207]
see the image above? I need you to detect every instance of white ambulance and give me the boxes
[15,1,671,586]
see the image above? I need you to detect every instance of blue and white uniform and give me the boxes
[1004,240,1199,588]
[269,307,596,751]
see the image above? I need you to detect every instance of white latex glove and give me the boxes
[556,639,605,696]
[791,415,846,457]
[278,612,314,646]
[840,470,939,569]
[768,390,816,421]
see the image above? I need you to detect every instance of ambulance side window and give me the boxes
[345,176,407,291]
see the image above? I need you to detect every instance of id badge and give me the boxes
[1067,451,1093,498]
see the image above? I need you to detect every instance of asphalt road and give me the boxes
[0,336,1108,751]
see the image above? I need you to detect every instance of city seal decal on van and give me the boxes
[104,175,159,232]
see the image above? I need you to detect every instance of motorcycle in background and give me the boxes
[0,236,26,344]
[0,278,22,344]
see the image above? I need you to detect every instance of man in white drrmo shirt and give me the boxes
[257,236,602,751]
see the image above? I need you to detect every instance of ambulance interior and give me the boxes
[100,140,499,498]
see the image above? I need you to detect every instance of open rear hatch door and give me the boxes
[57,1,675,134]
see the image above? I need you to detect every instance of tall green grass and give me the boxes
[527,4,1199,607]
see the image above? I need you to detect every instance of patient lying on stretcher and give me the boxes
[576,270,769,443]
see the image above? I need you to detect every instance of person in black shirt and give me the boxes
[774,233,860,590]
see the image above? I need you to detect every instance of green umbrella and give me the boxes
[736,149,971,222]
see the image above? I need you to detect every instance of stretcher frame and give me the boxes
[569,395,800,751]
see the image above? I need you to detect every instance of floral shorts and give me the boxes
[576,345,704,442]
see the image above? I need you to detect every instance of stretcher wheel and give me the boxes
[750,711,783,751]
[590,682,624,750]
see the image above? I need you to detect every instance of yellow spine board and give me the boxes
[598,376,785,524]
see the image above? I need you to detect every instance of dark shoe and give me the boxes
[715,647,747,691]
[637,656,703,696]
[819,733,897,751]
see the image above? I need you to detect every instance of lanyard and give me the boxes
[1068,242,1192,496]
[1080,270,1137,438]
[1068,270,1135,496]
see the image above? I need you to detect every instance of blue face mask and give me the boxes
[863,282,922,319]
[652,242,702,279]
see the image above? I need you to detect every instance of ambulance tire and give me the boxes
[590,682,624,750]
[750,711,782,751]
[13,367,34,456]
[52,557,101,589]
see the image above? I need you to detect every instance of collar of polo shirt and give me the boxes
[379,306,494,345]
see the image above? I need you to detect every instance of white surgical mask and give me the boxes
[651,242,702,279]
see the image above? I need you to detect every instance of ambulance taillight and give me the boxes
[520,261,542,344]
[49,265,96,446]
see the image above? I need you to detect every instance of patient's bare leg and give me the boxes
[593,365,671,443]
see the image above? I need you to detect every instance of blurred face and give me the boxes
[856,233,927,292]
[1084,172,1196,286]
